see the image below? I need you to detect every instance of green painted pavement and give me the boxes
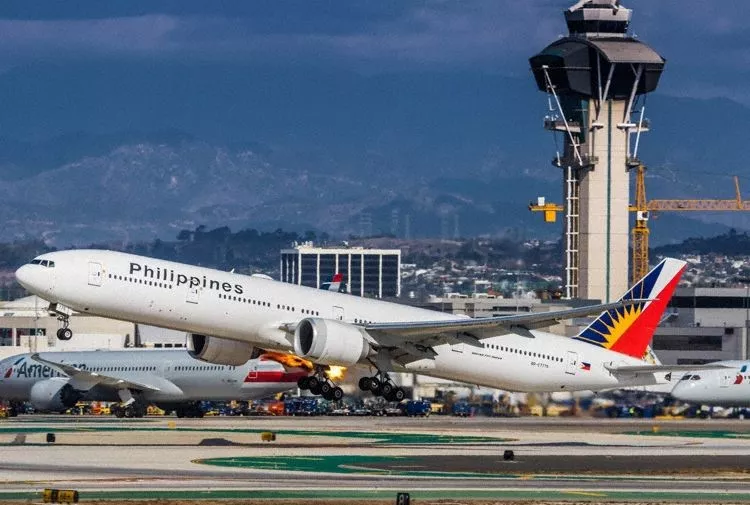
[1,489,750,502]
[195,455,750,482]
[0,426,506,445]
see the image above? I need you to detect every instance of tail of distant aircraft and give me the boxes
[320,273,345,292]
[572,258,687,360]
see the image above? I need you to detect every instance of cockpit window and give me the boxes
[680,374,692,381]
[691,375,701,380]
[29,258,54,268]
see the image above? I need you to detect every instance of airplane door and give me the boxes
[565,351,578,375]
[88,262,103,286]
[452,343,465,354]
[333,306,344,321]
[186,287,200,304]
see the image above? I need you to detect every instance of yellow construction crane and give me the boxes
[529,165,750,285]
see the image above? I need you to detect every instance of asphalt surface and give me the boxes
[2,415,750,501]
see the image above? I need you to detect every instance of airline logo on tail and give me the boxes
[573,258,687,359]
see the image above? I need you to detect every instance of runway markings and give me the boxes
[0,425,508,446]
[626,430,750,439]
[561,490,608,497]
[3,488,750,502]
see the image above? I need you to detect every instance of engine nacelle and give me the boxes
[188,334,259,366]
[29,377,81,412]
[293,318,372,366]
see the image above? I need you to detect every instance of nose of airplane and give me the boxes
[671,379,701,403]
[15,263,53,296]
[14,264,34,290]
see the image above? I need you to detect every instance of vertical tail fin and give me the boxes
[572,258,687,359]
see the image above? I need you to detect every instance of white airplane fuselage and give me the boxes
[16,250,661,393]
[0,349,304,404]
[671,363,750,407]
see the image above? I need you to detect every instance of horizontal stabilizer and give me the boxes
[605,363,734,374]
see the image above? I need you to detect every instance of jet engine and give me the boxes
[293,318,372,366]
[29,377,82,412]
[188,334,260,366]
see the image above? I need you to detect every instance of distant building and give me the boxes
[280,243,401,298]
[652,287,750,365]
[0,296,186,359]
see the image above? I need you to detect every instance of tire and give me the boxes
[298,376,310,390]
[310,384,322,396]
[57,328,73,341]
[381,383,394,397]
[393,388,406,402]
[369,378,381,393]
[307,376,320,390]
[332,387,344,401]
[322,389,335,401]
[320,382,332,395]
[358,377,371,391]
[114,408,125,418]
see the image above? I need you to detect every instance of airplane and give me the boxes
[670,363,750,407]
[320,273,346,293]
[0,349,307,417]
[14,250,725,402]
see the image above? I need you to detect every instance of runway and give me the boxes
[2,415,750,502]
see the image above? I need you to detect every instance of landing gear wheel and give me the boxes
[381,382,394,397]
[56,328,73,341]
[320,382,332,396]
[368,377,381,393]
[332,387,344,401]
[310,383,322,396]
[307,376,321,390]
[322,389,335,401]
[358,377,371,391]
[393,388,405,402]
[298,376,310,390]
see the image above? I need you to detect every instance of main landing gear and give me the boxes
[359,373,405,402]
[297,367,344,401]
[51,304,73,341]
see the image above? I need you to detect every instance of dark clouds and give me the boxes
[0,1,747,101]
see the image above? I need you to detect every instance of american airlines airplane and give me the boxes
[14,250,724,401]
[0,349,306,417]
[670,363,750,407]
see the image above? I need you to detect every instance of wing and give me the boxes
[30,353,160,392]
[365,299,646,344]
[605,363,734,374]
[360,299,649,365]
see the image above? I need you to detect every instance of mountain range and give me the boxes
[0,68,748,247]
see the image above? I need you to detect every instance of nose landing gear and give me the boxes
[50,304,73,341]
[297,367,344,401]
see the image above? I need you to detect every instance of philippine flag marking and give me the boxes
[580,362,591,371]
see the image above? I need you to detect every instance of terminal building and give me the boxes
[280,244,401,298]
[0,296,186,360]
[653,287,750,365]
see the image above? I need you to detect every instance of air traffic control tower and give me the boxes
[529,0,665,302]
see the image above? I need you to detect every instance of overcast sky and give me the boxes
[0,0,746,103]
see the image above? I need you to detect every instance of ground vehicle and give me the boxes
[452,402,471,417]
[285,397,321,416]
[404,400,431,417]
